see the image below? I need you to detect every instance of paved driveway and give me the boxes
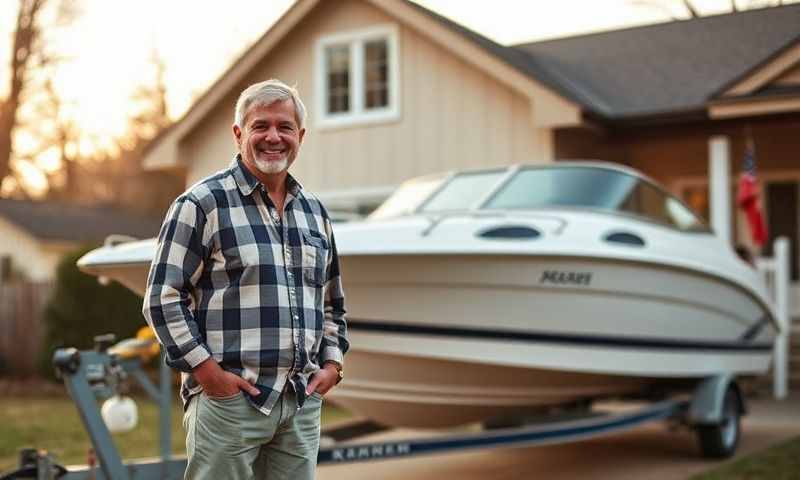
[318,393,800,480]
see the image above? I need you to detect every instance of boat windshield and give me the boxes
[419,170,506,213]
[482,167,707,231]
[371,165,707,231]
[369,174,447,220]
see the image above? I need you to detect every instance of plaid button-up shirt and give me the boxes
[143,156,348,414]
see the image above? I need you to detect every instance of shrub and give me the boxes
[39,245,145,377]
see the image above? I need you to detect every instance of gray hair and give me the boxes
[234,79,307,129]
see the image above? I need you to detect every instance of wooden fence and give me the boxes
[0,282,53,375]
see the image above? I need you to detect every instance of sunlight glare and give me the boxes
[15,160,49,196]
[37,148,62,174]
[0,176,19,197]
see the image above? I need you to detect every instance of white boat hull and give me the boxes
[335,350,651,428]
[76,163,780,429]
[330,253,775,427]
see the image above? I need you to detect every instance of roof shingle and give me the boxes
[0,199,162,243]
[409,1,800,119]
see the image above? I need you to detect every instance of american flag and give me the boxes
[736,139,768,246]
[742,142,757,177]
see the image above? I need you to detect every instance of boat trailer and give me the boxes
[1,337,745,479]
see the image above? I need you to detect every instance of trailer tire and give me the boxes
[696,388,741,459]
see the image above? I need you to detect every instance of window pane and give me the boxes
[370,175,447,220]
[616,182,706,230]
[683,186,709,221]
[485,168,635,210]
[421,172,506,213]
[364,40,388,109]
[326,45,350,114]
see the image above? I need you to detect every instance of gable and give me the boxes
[181,0,561,197]
[709,40,800,119]
[718,41,800,97]
[142,0,582,172]
[774,63,800,86]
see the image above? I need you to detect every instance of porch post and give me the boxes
[774,237,791,400]
[709,136,731,244]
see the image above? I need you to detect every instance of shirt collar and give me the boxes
[231,154,304,198]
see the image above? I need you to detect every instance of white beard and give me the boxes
[253,156,289,174]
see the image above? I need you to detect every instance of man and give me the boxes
[143,79,348,479]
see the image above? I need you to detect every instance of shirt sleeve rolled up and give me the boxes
[143,196,211,372]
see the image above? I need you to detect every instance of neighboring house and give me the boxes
[139,0,800,308]
[0,199,161,282]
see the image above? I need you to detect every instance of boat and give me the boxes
[78,162,778,428]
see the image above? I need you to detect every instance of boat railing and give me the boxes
[754,236,793,400]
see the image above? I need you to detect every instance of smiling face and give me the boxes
[233,99,305,179]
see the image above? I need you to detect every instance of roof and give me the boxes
[511,5,800,119]
[402,0,590,110]
[0,199,162,243]
[141,0,581,170]
[141,1,800,170]
[410,2,800,119]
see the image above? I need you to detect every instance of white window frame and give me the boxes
[315,24,400,130]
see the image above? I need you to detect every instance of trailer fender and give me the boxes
[688,375,745,425]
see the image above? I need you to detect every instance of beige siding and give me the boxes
[0,219,65,281]
[182,0,553,194]
[183,92,238,186]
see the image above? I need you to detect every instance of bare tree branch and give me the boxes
[629,0,683,20]
[0,0,77,193]
[0,0,49,183]
[682,0,700,17]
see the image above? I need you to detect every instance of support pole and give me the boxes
[709,136,731,244]
[774,237,791,400]
[53,349,131,480]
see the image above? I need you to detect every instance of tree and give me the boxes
[39,245,144,377]
[0,0,76,195]
[33,78,81,200]
[37,49,183,215]
[0,0,45,185]
[128,50,171,142]
[110,50,184,216]
[630,0,786,19]
[682,0,699,17]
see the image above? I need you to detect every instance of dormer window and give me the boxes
[315,25,399,129]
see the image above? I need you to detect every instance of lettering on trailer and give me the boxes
[331,442,412,461]
[539,270,593,286]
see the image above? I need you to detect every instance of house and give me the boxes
[139,0,800,310]
[0,199,161,282]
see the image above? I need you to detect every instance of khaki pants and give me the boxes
[183,387,322,480]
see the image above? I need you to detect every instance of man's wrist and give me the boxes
[322,360,344,384]
[193,358,222,385]
[323,360,341,370]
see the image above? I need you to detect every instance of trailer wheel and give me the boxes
[696,388,741,458]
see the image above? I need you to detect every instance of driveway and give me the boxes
[318,393,800,480]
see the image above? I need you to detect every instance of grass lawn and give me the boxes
[0,390,352,473]
[691,436,800,480]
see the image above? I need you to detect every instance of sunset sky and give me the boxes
[0,0,795,193]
